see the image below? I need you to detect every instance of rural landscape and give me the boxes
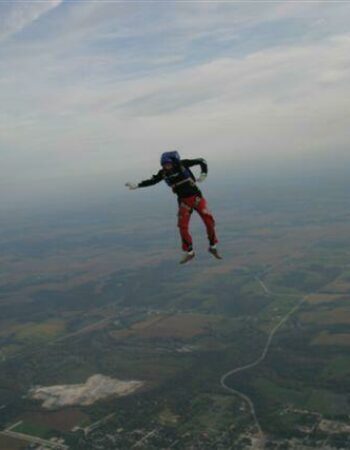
[1,180,350,449]
[2,1,350,449]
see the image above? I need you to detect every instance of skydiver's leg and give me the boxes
[177,201,194,252]
[194,196,218,247]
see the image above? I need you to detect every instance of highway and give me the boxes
[220,271,309,449]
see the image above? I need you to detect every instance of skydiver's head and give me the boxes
[160,151,180,172]
[162,162,173,172]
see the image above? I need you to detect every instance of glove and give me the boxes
[196,173,207,183]
[125,182,139,190]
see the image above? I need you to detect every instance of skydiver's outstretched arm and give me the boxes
[125,170,164,190]
[138,170,164,187]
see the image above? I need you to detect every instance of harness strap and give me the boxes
[172,177,195,188]
[194,196,201,207]
[180,195,201,212]
[180,202,193,212]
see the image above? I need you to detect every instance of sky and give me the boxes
[1,0,350,200]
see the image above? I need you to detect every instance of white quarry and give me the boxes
[29,374,144,409]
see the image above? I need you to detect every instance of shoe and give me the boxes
[180,251,195,264]
[208,246,222,259]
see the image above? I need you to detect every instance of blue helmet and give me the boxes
[160,151,180,166]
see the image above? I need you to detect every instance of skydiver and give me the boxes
[125,151,221,264]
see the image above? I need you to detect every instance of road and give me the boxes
[83,413,116,436]
[220,272,309,449]
[0,430,68,449]
[132,428,158,448]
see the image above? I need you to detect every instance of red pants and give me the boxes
[177,195,218,251]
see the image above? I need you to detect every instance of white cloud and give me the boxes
[0,0,63,41]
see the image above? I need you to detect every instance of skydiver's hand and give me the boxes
[125,182,139,190]
[196,173,207,183]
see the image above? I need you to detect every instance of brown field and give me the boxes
[20,408,89,432]
[300,307,350,325]
[2,320,66,343]
[0,344,22,357]
[311,332,350,347]
[323,280,350,294]
[0,321,19,338]
[306,294,343,305]
[111,313,222,340]
[0,435,27,450]
[159,407,180,425]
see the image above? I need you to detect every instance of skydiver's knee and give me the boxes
[202,211,215,222]
[178,213,190,226]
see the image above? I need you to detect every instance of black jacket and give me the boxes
[138,158,207,199]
